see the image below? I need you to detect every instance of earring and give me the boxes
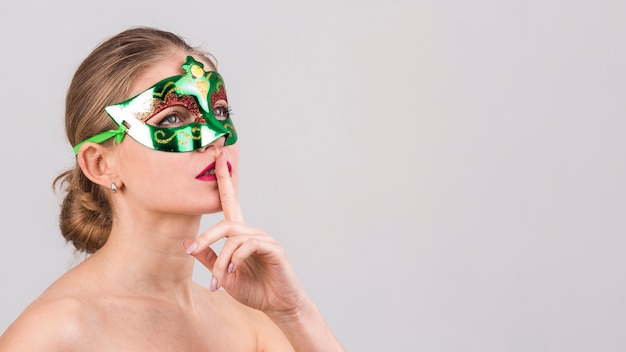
[111,183,117,193]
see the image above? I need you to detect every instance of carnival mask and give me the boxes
[73,56,237,154]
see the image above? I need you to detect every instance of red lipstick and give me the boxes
[196,161,232,181]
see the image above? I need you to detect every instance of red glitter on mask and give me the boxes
[210,86,228,109]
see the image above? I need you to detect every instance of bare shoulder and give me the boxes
[208,290,295,352]
[0,296,94,351]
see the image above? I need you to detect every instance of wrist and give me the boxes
[266,295,316,327]
[266,297,345,352]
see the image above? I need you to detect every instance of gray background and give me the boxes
[1,0,625,351]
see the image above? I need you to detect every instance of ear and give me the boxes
[76,142,122,190]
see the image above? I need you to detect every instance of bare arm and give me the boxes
[0,299,85,352]
[267,297,345,352]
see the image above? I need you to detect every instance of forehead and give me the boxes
[130,54,216,97]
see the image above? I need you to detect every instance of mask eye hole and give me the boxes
[212,100,231,121]
[146,106,196,127]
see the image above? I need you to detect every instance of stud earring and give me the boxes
[111,183,117,193]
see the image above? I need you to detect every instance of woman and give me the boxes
[0,27,344,351]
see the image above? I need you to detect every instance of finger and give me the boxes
[210,236,248,289]
[211,232,276,281]
[185,220,272,255]
[230,238,286,272]
[183,239,218,272]
[216,150,244,223]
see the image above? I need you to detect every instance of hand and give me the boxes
[183,151,308,316]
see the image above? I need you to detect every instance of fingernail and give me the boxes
[227,262,234,274]
[185,241,198,254]
[210,277,218,292]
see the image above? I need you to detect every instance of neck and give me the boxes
[88,211,204,306]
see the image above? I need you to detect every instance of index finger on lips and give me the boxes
[216,150,244,223]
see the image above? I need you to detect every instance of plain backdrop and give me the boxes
[1,0,625,351]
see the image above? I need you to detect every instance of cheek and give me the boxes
[225,143,240,167]
[118,140,186,186]
[225,144,240,187]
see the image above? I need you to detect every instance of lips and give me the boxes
[196,161,232,181]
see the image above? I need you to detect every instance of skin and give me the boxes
[0,54,344,351]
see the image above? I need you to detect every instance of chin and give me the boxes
[198,203,223,215]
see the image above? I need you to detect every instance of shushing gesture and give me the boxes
[183,151,344,351]
[183,151,307,317]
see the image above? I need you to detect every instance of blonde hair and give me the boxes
[54,26,215,253]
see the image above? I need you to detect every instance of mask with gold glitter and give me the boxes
[73,56,237,155]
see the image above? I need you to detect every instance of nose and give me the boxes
[196,136,226,153]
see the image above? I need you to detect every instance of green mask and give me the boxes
[73,56,237,155]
